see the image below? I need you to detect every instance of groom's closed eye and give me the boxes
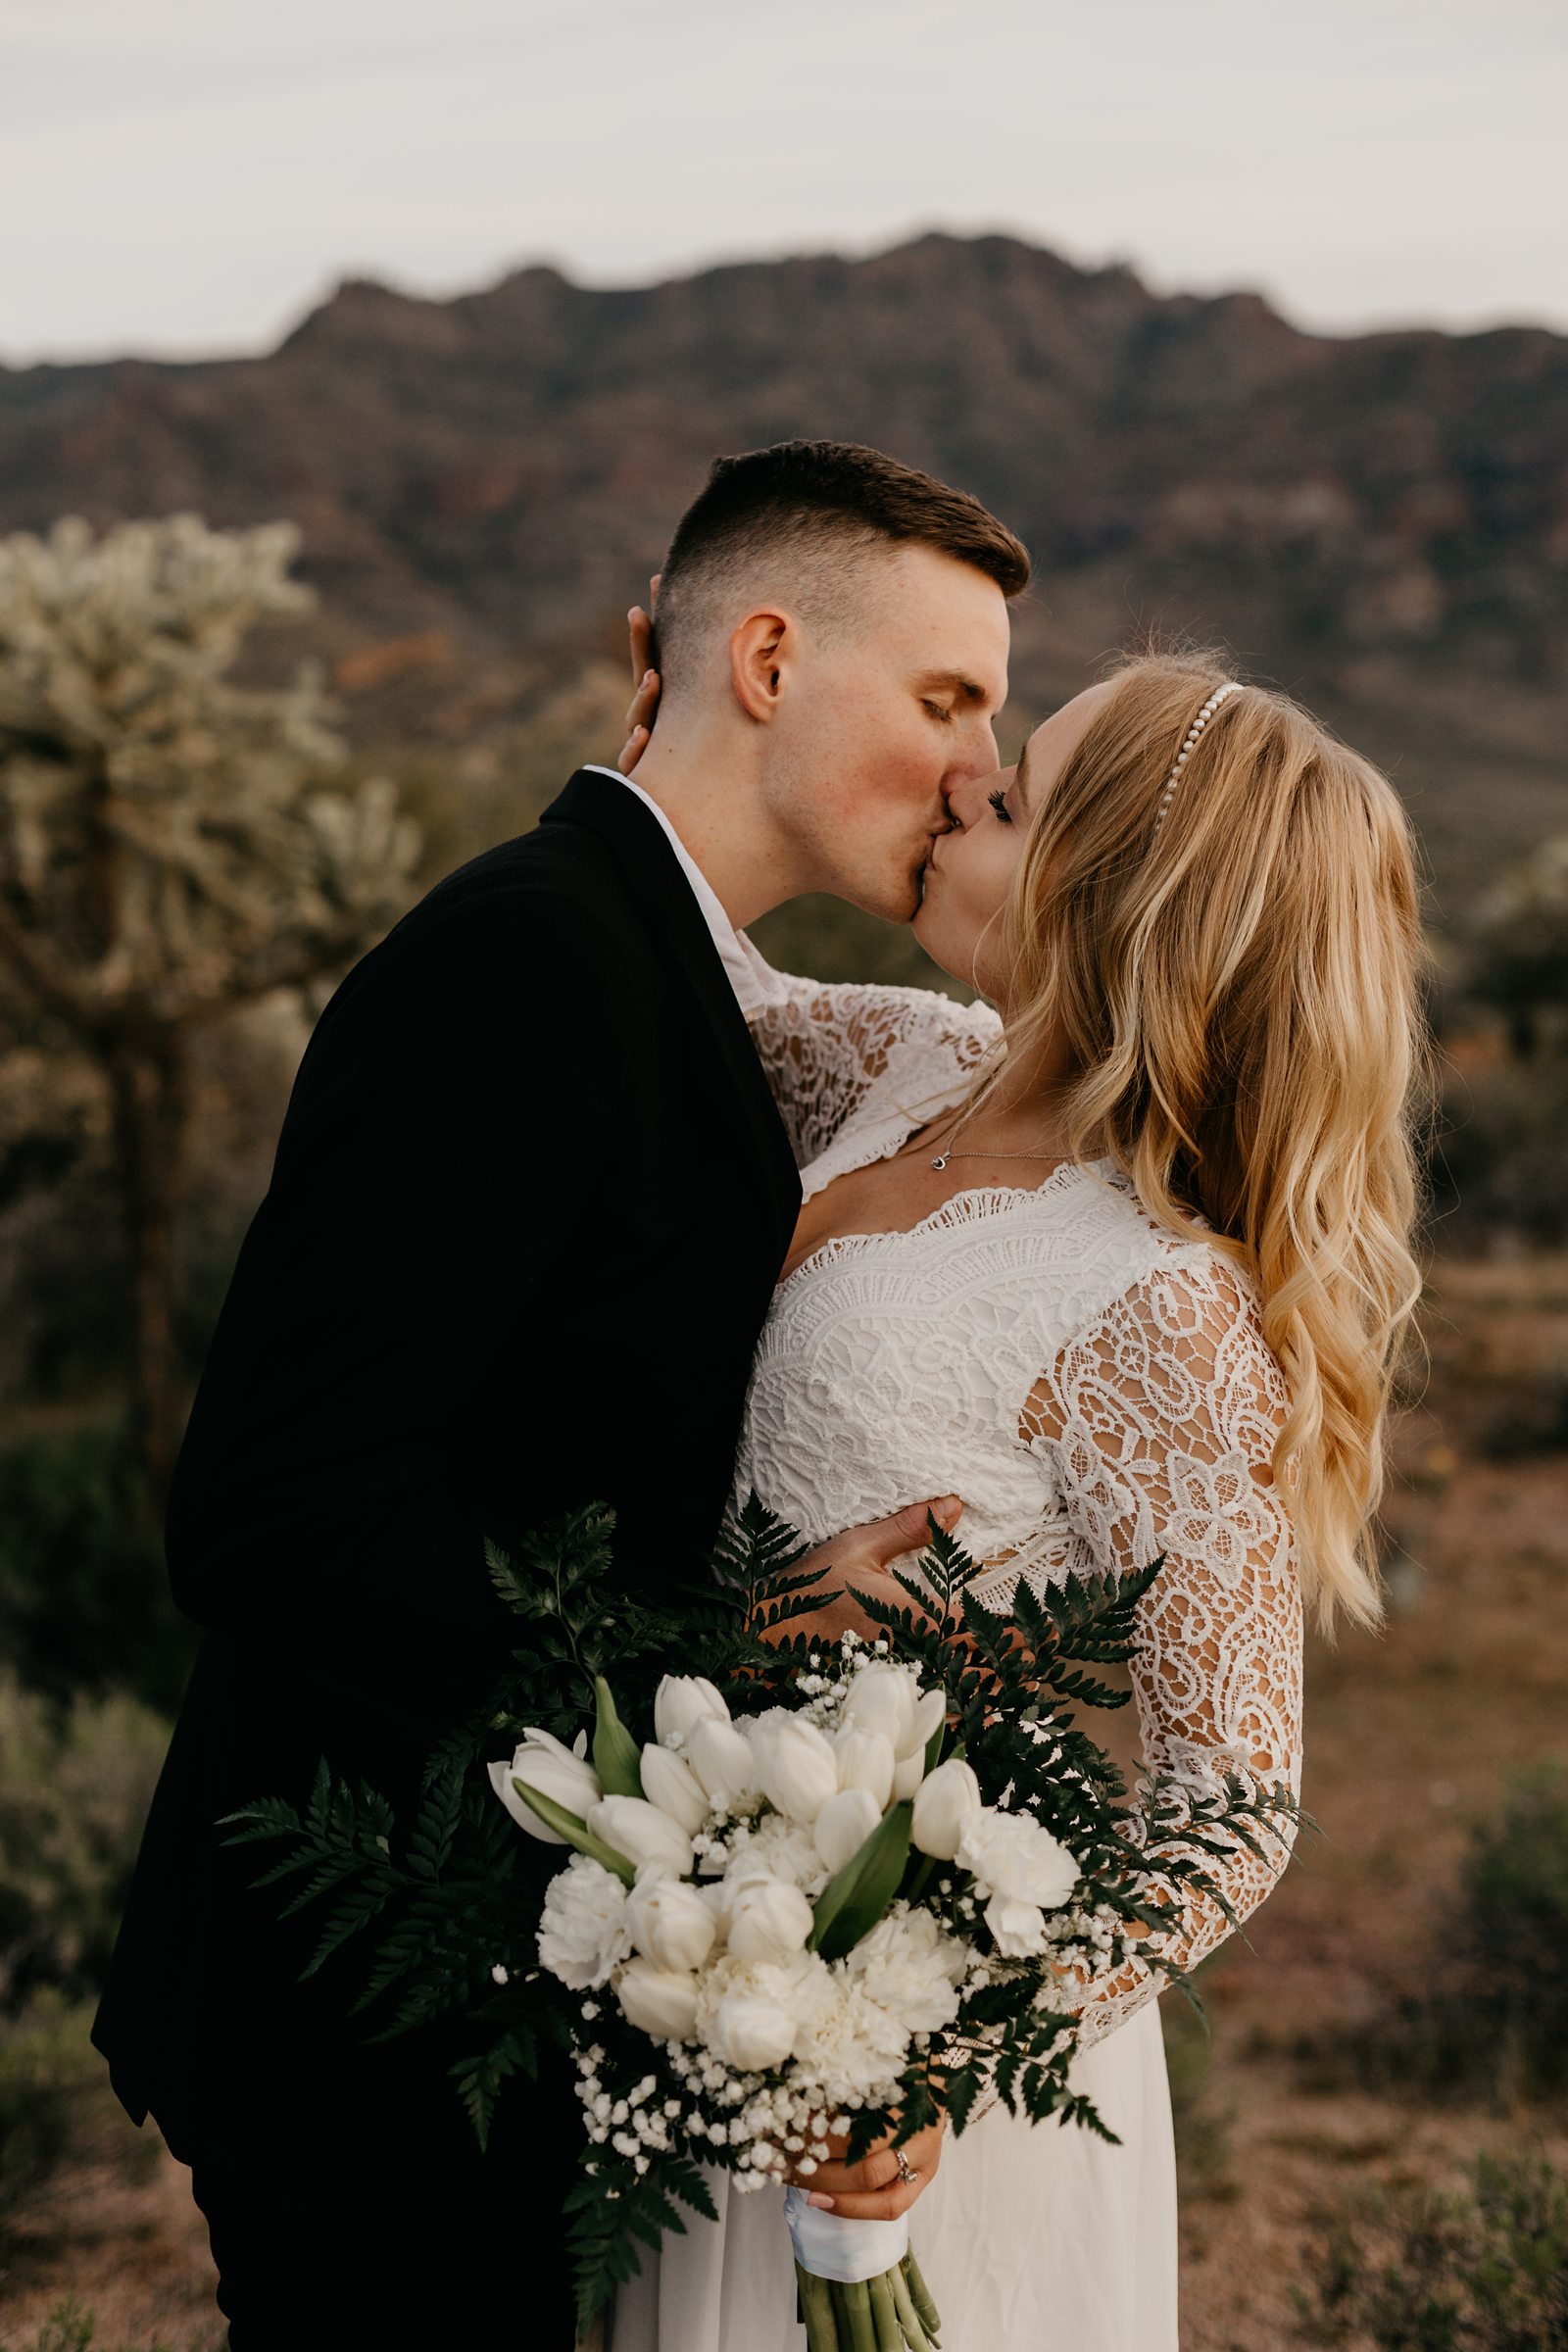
[912,668,991,713]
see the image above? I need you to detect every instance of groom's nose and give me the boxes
[944,727,1001,796]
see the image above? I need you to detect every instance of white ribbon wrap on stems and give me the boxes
[783,2188,910,2284]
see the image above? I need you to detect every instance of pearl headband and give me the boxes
[1151,680,1244,837]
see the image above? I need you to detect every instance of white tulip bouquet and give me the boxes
[224,1500,1302,2348]
[496,1642,1088,2347]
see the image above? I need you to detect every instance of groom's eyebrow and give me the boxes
[912,667,993,707]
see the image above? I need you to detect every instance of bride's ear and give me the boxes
[728,610,792,724]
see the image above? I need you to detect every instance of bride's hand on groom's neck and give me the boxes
[753,1496,962,1651]
[618,582,662,774]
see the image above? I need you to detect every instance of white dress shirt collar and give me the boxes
[581,765,789,1019]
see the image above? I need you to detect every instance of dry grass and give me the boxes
[0,2089,220,2347]
[1,1247,1563,2349]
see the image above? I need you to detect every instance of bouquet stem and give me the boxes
[793,2256,941,2351]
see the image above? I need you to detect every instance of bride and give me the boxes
[610,644,1426,2351]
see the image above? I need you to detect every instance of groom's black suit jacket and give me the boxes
[93,770,803,2149]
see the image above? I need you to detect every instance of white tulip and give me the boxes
[616,1957,702,2040]
[588,1795,694,1879]
[910,1757,983,1860]
[891,1747,928,1803]
[654,1675,730,1747]
[639,1743,710,1838]
[985,1893,1049,1958]
[724,1876,814,1964]
[684,1717,759,1805]
[832,1726,896,1811]
[908,1687,948,1754]
[841,1661,920,1754]
[489,1729,602,1843]
[753,1717,839,1826]
[625,1874,717,1973]
[812,1786,881,1876]
[709,1990,797,2072]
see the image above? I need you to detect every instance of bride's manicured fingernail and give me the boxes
[808,2193,834,2211]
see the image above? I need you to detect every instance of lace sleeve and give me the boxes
[1018,1248,1304,2049]
[747,971,1001,1169]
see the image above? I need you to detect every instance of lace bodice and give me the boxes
[739,972,1303,2048]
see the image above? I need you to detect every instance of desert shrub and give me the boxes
[0,1676,170,2009]
[0,1419,192,1712]
[1433,1054,1568,1246]
[1297,2149,1568,2349]
[1162,1987,1236,2201]
[1459,1767,1568,2098]
[1481,1374,1568,1459]
[1304,1768,1568,2105]
[0,1994,108,2220]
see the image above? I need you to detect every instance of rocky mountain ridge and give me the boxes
[3,231,1565,886]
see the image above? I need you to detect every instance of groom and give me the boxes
[94,439,1028,2343]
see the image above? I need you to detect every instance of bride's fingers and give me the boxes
[806,2124,945,2221]
[622,665,661,737]
[627,603,656,689]
[616,722,650,775]
[617,665,662,773]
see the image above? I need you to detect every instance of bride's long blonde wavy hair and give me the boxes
[990,651,1429,1633]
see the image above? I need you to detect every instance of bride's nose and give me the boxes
[943,775,986,830]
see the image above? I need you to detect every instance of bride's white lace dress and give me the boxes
[611,974,1304,2352]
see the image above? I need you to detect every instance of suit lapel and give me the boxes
[540,771,801,1245]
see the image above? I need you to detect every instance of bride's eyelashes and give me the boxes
[989,788,1013,823]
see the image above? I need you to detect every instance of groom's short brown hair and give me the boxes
[653,439,1029,696]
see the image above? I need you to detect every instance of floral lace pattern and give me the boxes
[749,973,1003,1199]
[738,972,1304,2049]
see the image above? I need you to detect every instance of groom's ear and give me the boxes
[727,609,792,725]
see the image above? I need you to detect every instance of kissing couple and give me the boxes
[95,439,1427,2349]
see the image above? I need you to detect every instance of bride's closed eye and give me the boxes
[989,788,1012,823]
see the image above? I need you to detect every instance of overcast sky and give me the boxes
[3,0,1565,365]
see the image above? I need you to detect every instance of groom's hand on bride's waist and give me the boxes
[793,2115,948,2221]
[755,1497,963,1650]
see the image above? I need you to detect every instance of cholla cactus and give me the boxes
[0,514,422,1485]
[1472,836,1568,1057]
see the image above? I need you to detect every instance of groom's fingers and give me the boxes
[860,1495,962,1565]
[754,1497,963,1649]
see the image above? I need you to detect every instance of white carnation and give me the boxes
[537,1853,635,1990]
[985,1892,1051,1958]
[847,1902,965,2035]
[693,1948,831,2068]
[956,1807,1078,1911]
[722,1809,830,1897]
[789,1974,910,2106]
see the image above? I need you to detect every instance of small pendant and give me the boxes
[930,1153,950,1170]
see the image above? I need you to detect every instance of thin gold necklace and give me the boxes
[922,1109,1070,1174]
